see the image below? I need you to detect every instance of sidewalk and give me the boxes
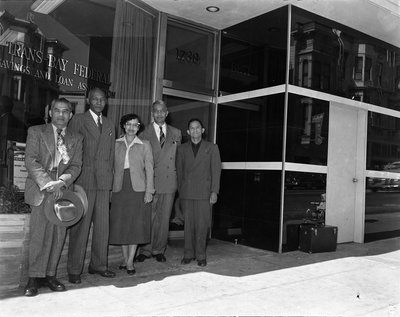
[1,237,399,316]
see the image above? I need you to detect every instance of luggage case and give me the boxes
[298,224,338,253]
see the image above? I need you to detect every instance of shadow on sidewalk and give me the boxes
[2,237,399,299]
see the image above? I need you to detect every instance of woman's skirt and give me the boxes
[109,169,151,245]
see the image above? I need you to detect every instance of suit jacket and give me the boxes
[139,123,181,194]
[113,136,155,194]
[68,111,115,190]
[24,123,83,206]
[176,140,221,200]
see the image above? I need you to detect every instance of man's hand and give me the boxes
[210,192,218,204]
[43,180,65,193]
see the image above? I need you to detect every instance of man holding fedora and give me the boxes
[23,98,83,297]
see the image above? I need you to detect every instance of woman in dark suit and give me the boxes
[109,114,155,274]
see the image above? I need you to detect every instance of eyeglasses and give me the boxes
[125,123,140,128]
[91,97,107,104]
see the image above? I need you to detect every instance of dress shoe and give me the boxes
[197,259,207,267]
[39,276,66,292]
[181,258,194,265]
[119,263,127,270]
[126,264,136,275]
[153,254,166,262]
[134,254,151,262]
[88,266,116,278]
[68,274,81,284]
[24,278,40,297]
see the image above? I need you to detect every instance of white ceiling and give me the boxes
[140,0,400,48]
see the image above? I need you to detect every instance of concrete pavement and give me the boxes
[1,237,399,316]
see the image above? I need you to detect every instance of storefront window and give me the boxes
[164,21,215,93]
[365,176,400,242]
[219,6,288,94]
[366,112,400,170]
[213,169,281,252]
[282,171,326,252]
[217,94,284,162]
[291,6,400,109]
[162,95,213,143]
[286,94,329,165]
[366,111,400,242]
[0,0,158,186]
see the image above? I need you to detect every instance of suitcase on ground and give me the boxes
[298,224,338,253]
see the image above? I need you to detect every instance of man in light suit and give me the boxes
[176,118,221,267]
[24,98,83,296]
[67,88,116,283]
[135,100,181,263]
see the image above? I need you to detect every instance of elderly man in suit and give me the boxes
[67,88,116,284]
[135,100,181,263]
[23,98,83,296]
[176,118,221,267]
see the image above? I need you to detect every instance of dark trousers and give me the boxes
[181,199,211,261]
[68,189,110,274]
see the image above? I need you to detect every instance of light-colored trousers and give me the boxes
[139,192,175,256]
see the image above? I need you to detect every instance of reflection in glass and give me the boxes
[219,6,288,94]
[367,112,400,171]
[283,171,326,252]
[213,170,281,252]
[161,95,213,144]
[217,94,284,162]
[165,21,215,91]
[365,177,400,242]
[286,94,329,165]
[290,6,400,109]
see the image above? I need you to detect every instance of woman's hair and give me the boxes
[120,113,143,132]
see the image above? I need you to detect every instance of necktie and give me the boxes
[97,115,102,133]
[159,126,165,148]
[56,128,64,164]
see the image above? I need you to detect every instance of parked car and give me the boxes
[285,173,326,190]
[367,177,400,192]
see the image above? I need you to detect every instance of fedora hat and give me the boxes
[44,190,84,227]
[73,184,88,217]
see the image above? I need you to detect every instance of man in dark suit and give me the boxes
[176,118,221,267]
[135,100,181,263]
[23,98,83,296]
[67,88,116,283]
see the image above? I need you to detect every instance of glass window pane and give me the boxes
[291,6,400,109]
[365,177,400,242]
[283,171,326,252]
[220,6,288,95]
[217,94,284,162]
[161,95,213,143]
[165,21,215,92]
[286,94,329,165]
[213,169,281,252]
[367,112,400,171]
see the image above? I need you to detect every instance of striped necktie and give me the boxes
[159,126,165,148]
[97,115,102,133]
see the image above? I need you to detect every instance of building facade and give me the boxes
[1,0,399,252]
